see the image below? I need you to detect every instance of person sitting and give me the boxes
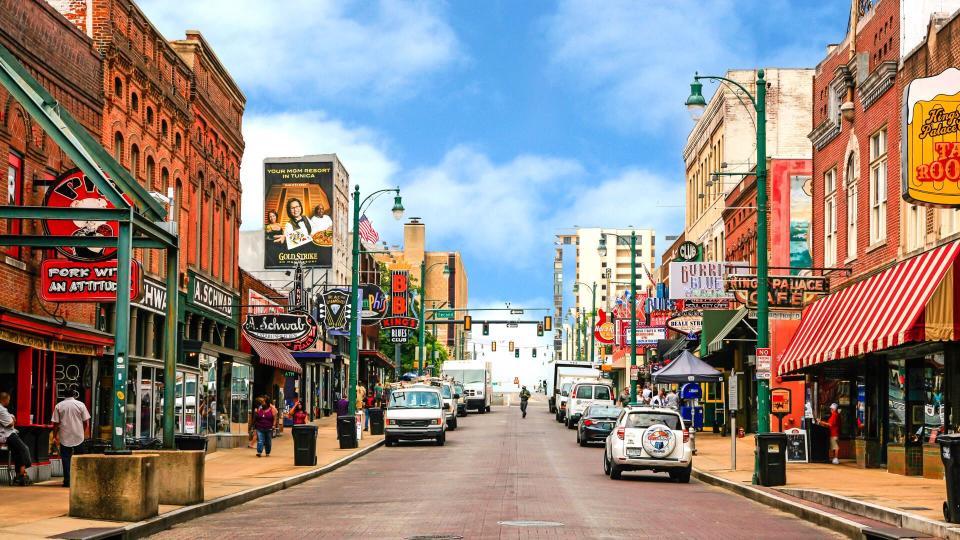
[0,392,32,486]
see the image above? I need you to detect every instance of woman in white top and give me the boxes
[278,197,331,250]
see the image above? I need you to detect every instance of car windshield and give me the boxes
[441,386,452,398]
[587,406,620,418]
[625,412,681,430]
[389,390,441,409]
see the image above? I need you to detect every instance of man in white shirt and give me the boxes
[52,395,90,488]
[0,392,32,485]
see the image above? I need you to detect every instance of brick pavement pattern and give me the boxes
[151,398,840,539]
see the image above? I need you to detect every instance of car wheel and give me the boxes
[609,462,623,480]
[578,433,588,447]
[436,433,446,446]
[486,405,491,412]
[566,417,576,429]
[385,437,394,447]
[603,451,611,475]
[449,417,458,430]
[675,465,691,483]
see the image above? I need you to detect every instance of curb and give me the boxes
[90,440,384,540]
[690,468,866,539]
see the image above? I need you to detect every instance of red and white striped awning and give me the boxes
[778,241,960,375]
[246,337,302,374]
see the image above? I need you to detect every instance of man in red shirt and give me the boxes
[819,403,841,464]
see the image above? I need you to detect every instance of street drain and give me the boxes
[406,535,463,540]
[498,520,564,528]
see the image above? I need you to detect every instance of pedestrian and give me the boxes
[665,387,680,410]
[641,384,653,405]
[288,401,307,425]
[253,399,274,457]
[357,384,367,429]
[819,403,841,464]
[618,387,630,407]
[51,394,90,488]
[651,388,665,407]
[364,387,376,431]
[0,392,32,485]
[336,394,349,416]
[519,385,531,418]
[249,396,264,448]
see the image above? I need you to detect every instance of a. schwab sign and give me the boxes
[243,313,313,342]
[190,273,235,320]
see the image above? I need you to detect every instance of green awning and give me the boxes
[707,308,750,354]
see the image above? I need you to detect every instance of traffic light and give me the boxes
[491,341,497,352]
[532,348,537,358]
[509,341,514,352]
[464,315,472,331]
[515,349,520,358]
[482,322,489,336]
[544,316,552,331]
[537,323,544,336]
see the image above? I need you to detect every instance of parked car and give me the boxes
[555,381,574,423]
[576,405,621,447]
[385,384,447,447]
[566,382,614,429]
[453,382,468,417]
[603,406,692,482]
[438,380,459,430]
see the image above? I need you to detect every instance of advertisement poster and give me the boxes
[903,67,960,206]
[263,160,334,268]
[790,175,812,274]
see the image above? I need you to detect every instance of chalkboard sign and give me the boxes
[785,428,807,463]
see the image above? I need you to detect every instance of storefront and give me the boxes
[359,350,393,390]
[779,241,960,477]
[293,351,335,418]
[701,308,756,433]
[246,336,302,415]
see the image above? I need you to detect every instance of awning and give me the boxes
[359,349,395,369]
[708,308,750,354]
[246,337,302,374]
[779,241,960,375]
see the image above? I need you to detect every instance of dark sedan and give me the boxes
[576,405,621,447]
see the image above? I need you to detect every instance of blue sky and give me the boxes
[142,0,849,311]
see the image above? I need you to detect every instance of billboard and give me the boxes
[263,160,334,268]
[903,68,960,206]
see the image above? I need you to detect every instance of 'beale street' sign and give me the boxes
[726,275,828,310]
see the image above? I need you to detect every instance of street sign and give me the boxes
[510,309,524,315]
[728,373,739,411]
[756,347,772,380]
[630,365,639,381]
[506,322,518,328]
[434,309,455,319]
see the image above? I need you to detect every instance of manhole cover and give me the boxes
[498,520,564,528]
[406,535,463,540]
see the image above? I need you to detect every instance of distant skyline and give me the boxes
[141,0,850,309]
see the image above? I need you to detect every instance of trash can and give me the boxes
[939,434,960,523]
[337,415,358,449]
[292,424,318,466]
[756,432,788,487]
[174,434,209,452]
[368,408,385,435]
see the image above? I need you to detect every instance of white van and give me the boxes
[565,382,614,429]
[385,384,448,446]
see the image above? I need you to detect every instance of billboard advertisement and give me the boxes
[903,68,960,206]
[263,160,334,268]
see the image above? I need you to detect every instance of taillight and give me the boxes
[583,419,593,427]
[616,427,625,440]
[683,428,690,443]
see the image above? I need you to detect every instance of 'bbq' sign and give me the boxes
[40,260,142,302]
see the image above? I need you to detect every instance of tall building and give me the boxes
[684,68,813,261]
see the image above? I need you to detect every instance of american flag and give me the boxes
[358,214,379,244]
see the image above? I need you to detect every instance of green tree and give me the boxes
[375,261,449,375]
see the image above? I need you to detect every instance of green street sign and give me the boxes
[434,309,455,319]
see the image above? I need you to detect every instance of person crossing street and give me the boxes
[519,386,531,418]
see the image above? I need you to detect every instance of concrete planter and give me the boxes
[70,454,159,522]
[133,450,205,505]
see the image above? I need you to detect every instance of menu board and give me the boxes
[785,428,808,463]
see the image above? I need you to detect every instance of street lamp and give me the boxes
[349,185,403,424]
[418,260,450,376]
[572,281,598,365]
[598,230,640,405]
[687,70,771,479]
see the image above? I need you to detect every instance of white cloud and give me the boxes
[239,111,397,229]
[139,0,462,102]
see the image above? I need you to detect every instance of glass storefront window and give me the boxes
[175,371,185,433]
[125,367,137,438]
[888,359,907,444]
[185,373,198,434]
[230,363,251,434]
[152,368,164,439]
[924,353,946,441]
[199,354,218,434]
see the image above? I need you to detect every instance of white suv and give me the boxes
[565,382,614,429]
[603,406,692,482]
[385,385,448,447]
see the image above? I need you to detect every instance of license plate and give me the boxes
[626,448,644,458]
[598,422,613,429]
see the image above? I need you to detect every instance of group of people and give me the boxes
[248,396,310,458]
[356,382,386,430]
[615,384,680,410]
[0,392,90,487]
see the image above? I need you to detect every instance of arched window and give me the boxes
[145,156,155,187]
[114,77,123,97]
[174,132,182,150]
[161,120,168,140]
[845,153,857,260]
[113,132,124,163]
[130,92,139,112]
[130,144,140,176]
[161,167,169,191]
[146,107,154,127]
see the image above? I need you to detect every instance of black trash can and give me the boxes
[292,424,318,466]
[939,434,960,523]
[756,432,788,487]
[368,408,385,436]
[175,434,209,452]
[337,415,358,449]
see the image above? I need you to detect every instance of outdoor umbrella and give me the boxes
[400,371,419,381]
[651,350,723,383]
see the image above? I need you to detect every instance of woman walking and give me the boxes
[253,399,274,457]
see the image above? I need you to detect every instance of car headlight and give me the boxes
[387,419,397,425]
[431,418,442,425]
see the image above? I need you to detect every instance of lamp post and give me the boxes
[573,281,598,365]
[598,230,639,404]
[687,70,770,477]
[418,260,450,376]
[349,185,404,418]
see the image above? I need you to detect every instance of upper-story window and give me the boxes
[146,107,153,127]
[130,92,139,112]
[6,152,23,258]
[161,120,168,141]
[906,204,925,252]
[113,132,124,164]
[845,155,857,260]
[114,77,123,98]
[824,168,837,267]
[869,128,888,245]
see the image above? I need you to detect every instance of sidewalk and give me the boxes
[695,432,948,523]
[0,416,382,538]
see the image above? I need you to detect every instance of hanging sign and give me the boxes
[360,284,388,323]
[771,387,792,414]
[318,288,351,333]
[594,309,615,344]
[242,313,313,342]
[134,276,167,315]
[284,315,320,351]
[903,67,960,207]
[189,272,235,320]
[668,262,733,300]
[624,326,666,346]
[383,270,418,343]
[676,241,699,261]
[41,169,133,262]
[666,310,703,335]
[726,275,828,310]
[40,259,142,302]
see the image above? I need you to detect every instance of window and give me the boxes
[869,129,888,244]
[625,412,681,430]
[845,155,857,260]
[906,203,925,251]
[113,132,124,163]
[6,153,23,258]
[130,144,140,176]
[130,92,139,112]
[161,120,168,140]
[145,156,155,187]
[575,386,593,399]
[824,168,837,267]
[175,132,182,150]
[145,106,153,127]
[594,386,611,400]
[113,77,123,97]
[941,208,960,237]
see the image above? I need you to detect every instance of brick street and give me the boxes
[150,399,840,539]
